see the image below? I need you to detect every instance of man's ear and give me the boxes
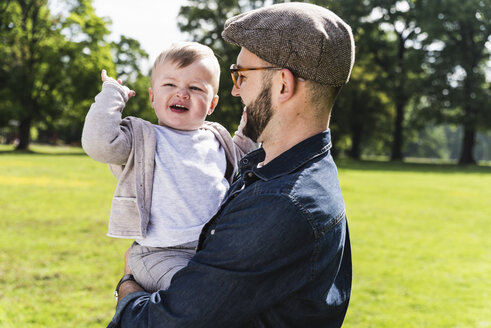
[277,69,296,103]
[148,88,154,107]
[207,95,219,115]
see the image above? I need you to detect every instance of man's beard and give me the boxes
[242,82,273,143]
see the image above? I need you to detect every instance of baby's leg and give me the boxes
[128,241,197,292]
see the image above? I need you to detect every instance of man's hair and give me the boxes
[263,68,341,117]
[151,42,220,93]
[305,81,342,116]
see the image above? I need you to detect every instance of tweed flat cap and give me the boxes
[222,2,355,86]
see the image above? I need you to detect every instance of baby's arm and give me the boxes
[81,70,136,165]
[101,69,136,99]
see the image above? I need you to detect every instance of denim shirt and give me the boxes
[108,130,352,328]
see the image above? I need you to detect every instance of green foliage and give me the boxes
[0,0,150,147]
[405,124,461,160]
[110,36,155,123]
[414,0,491,163]
[122,73,156,123]
[177,0,274,131]
[0,0,68,148]
[112,36,149,82]
[0,146,490,326]
[177,0,491,162]
[1,0,490,159]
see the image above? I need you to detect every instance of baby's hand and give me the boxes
[101,69,136,99]
[238,106,247,130]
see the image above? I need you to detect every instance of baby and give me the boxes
[82,42,255,292]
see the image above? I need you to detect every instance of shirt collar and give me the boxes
[239,130,332,181]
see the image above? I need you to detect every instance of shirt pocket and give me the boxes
[108,197,143,238]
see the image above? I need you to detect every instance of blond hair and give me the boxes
[151,42,220,93]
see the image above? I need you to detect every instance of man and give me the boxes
[108,2,354,327]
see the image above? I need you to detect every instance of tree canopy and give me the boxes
[0,0,489,164]
[0,0,149,148]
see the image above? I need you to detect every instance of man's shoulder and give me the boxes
[252,160,345,230]
[256,156,337,194]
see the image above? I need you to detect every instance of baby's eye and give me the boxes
[190,86,203,91]
[163,83,176,87]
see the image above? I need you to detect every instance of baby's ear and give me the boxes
[148,88,154,107]
[208,95,219,115]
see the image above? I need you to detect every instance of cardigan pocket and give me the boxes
[107,197,143,238]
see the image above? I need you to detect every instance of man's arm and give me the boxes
[115,248,144,303]
[107,194,323,327]
[117,280,144,303]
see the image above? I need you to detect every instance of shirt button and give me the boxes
[247,172,254,178]
[210,229,215,235]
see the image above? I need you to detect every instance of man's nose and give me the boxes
[231,84,240,97]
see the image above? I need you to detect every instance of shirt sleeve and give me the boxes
[81,81,132,165]
[106,194,317,328]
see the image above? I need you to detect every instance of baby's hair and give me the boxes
[151,42,220,93]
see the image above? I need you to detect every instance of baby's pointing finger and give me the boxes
[101,69,108,82]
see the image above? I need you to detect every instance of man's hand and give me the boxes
[237,106,248,132]
[116,246,144,304]
[101,69,136,99]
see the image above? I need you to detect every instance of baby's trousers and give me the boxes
[128,240,197,292]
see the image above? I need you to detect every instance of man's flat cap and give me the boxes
[222,2,355,86]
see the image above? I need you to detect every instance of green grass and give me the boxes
[338,160,491,328]
[0,145,132,327]
[0,145,490,327]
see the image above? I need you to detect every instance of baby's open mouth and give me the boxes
[170,104,189,112]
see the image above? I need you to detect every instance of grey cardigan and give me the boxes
[81,81,256,238]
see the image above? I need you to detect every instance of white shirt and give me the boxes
[136,125,229,247]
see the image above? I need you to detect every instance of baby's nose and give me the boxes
[177,88,190,98]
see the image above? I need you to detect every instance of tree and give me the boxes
[358,0,427,161]
[309,0,396,158]
[0,0,65,149]
[416,0,491,164]
[178,0,277,131]
[177,0,409,159]
[0,0,114,149]
[49,0,114,144]
[111,36,154,123]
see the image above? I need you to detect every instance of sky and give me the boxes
[49,1,491,81]
[91,0,188,71]
[51,0,189,72]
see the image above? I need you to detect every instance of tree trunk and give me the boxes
[391,102,404,161]
[15,118,31,151]
[458,125,476,164]
[391,32,408,161]
[349,122,362,160]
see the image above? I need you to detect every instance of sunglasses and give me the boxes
[229,64,283,89]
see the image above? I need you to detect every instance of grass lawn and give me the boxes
[0,145,490,327]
